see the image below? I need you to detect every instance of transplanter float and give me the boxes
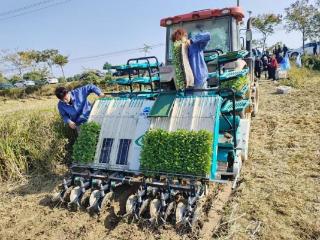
[52,6,259,230]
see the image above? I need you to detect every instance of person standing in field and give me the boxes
[283,44,288,56]
[254,57,263,79]
[262,56,269,79]
[268,54,278,81]
[55,84,104,130]
[313,43,318,56]
[171,28,211,90]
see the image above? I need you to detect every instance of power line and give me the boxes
[0,0,73,22]
[0,0,58,17]
[69,43,165,63]
[0,43,165,72]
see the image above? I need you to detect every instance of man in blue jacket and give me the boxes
[55,84,104,130]
[171,28,211,90]
[188,32,211,89]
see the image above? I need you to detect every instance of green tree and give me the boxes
[23,71,43,81]
[252,39,266,49]
[267,42,284,52]
[18,50,42,71]
[284,0,317,52]
[309,1,320,41]
[40,49,59,74]
[104,73,113,85]
[80,70,102,84]
[58,77,67,83]
[53,54,68,78]
[252,14,282,51]
[0,73,6,83]
[2,51,31,76]
[9,75,22,83]
[103,61,112,72]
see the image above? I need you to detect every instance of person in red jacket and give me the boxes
[268,54,278,81]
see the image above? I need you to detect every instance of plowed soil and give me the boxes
[0,75,319,240]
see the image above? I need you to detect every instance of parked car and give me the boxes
[14,80,36,88]
[0,83,14,90]
[46,78,59,84]
[288,42,320,58]
[24,80,36,87]
[35,80,47,86]
[14,80,26,88]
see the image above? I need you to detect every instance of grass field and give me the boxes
[0,72,319,240]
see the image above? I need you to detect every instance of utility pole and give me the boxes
[237,0,240,6]
[142,44,152,57]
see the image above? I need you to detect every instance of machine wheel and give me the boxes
[138,198,150,217]
[51,192,63,203]
[175,202,186,226]
[126,194,137,215]
[191,204,202,229]
[149,199,161,224]
[80,190,91,208]
[62,186,73,203]
[251,81,259,117]
[100,192,114,210]
[164,201,176,222]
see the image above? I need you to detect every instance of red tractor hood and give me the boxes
[160,7,245,27]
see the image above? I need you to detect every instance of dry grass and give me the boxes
[0,97,58,115]
[214,72,320,240]
[0,107,75,181]
[280,65,314,89]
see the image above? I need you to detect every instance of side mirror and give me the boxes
[246,30,253,41]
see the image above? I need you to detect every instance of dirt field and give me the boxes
[0,76,319,240]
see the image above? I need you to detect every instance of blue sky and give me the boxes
[1,0,302,77]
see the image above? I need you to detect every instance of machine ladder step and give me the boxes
[112,62,159,70]
[221,99,250,113]
[219,83,250,98]
[208,68,249,82]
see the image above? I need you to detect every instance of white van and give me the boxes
[46,78,59,84]
[288,42,320,58]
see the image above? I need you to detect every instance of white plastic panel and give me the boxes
[150,96,220,132]
[88,99,113,125]
[92,99,154,171]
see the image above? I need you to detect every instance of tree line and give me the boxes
[252,0,320,51]
[0,49,68,83]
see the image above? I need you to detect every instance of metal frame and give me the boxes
[126,56,160,92]
[68,164,207,195]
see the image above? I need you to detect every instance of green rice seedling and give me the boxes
[72,122,101,163]
[220,76,248,91]
[140,129,213,176]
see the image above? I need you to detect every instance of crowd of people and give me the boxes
[253,44,289,81]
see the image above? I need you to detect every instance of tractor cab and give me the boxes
[159,7,252,88]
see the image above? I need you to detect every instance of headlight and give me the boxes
[166,19,173,26]
[221,9,230,15]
